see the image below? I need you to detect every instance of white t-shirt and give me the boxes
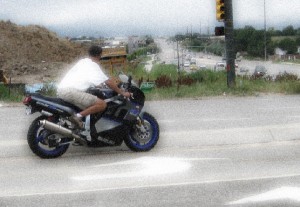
[57,58,108,91]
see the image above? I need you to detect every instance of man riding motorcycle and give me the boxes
[23,46,159,158]
[57,45,131,129]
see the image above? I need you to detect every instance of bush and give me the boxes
[189,70,226,83]
[149,64,178,81]
[177,76,195,86]
[39,82,57,97]
[275,72,298,82]
[128,63,148,81]
[189,70,205,82]
[155,75,172,88]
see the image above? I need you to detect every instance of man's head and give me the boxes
[88,45,102,58]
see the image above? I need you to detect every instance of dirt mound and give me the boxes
[0,20,87,83]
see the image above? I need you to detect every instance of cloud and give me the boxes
[0,0,299,37]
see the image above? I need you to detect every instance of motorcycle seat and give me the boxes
[29,93,81,112]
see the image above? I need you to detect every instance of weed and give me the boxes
[0,84,25,102]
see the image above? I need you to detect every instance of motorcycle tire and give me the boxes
[27,115,69,159]
[125,112,159,152]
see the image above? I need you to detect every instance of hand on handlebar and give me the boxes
[122,91,132,98]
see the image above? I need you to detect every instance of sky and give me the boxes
[0,0,299,37]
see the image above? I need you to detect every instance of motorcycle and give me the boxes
[23,74,159,159]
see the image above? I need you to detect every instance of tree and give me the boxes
[278,38,297,54]
[282,25,296,36]
[267,27,282,36]
[174,34,185,41]
[234,26,272,58]
[296,36,300,46]
[297,27,300,36]
[247,30,265,57]
[234,26,256,52]
[145,35,154,45]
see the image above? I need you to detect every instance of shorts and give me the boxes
[57,88,98,110]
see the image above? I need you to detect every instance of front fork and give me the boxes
[135,116,147,133]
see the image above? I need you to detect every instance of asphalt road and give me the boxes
[1,95,300,206]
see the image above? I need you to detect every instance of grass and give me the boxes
[275,59,300,65]
[144,68,300,100]
[0,84,25,102]
[0,82,56,103]
[1,64,300,103]
[145,79,300,100]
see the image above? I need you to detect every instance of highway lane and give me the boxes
[1,95,300,206]
[156,38,300,77]
[1,141,300,207]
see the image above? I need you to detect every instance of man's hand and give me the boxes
[121,91,132,98]
[105,78,132,98]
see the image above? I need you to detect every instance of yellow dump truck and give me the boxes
[100,47,127,74]
[101,47,127,57]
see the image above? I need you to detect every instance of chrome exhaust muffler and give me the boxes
[39,120,86,145]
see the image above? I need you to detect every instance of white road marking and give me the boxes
[227,186,300,205]
[71,157,230,181]
[72,157,192,181]
[89,157,229,167]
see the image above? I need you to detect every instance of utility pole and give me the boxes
[264,0,267,61]
[176,40,180,92]
[176,40,180,72]
[216,0,235,87]
[200,21,202,36]
[224,0,235,87]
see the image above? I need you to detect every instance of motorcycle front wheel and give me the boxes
[124,112,159,152]
[27,116,69,159]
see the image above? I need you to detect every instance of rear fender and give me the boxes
[27,95,78,116]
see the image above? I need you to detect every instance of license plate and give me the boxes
[25,106,32,115]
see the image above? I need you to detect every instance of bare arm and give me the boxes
[104,77,131,98]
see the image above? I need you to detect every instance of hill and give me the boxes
[0,20,87,83]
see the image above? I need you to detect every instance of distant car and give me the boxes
[239,66,250,73]
[214,62,238,71]
[186,54,191,61]
[199,65,207,70]
[253,65,267,77]
[214,62,226,71]
[184,61,190,67]
[190,58,197,65]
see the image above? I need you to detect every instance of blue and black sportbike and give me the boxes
[23,74,159,159]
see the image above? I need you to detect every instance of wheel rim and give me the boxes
[131,120,153,145]
[35,125,68,156]
[129,114,158,149]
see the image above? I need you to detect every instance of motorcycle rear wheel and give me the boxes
[125,112,159,152]
[27,116,69,159]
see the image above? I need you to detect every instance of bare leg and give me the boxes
[79,99,107,117]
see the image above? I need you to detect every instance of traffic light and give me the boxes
[215,26,225,36]
[216,0,225,21]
